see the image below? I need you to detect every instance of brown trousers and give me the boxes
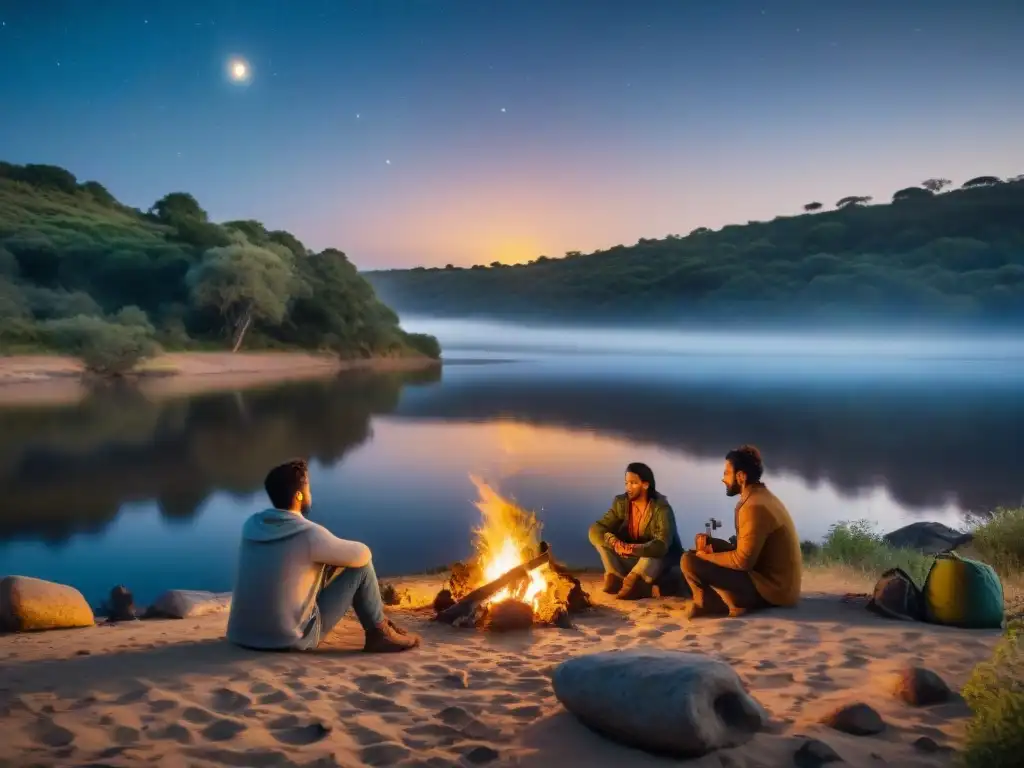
[680,537,770,615]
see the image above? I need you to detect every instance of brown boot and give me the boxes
[363,620,421,653]
[602,573,624,594]
[616,573,652,600]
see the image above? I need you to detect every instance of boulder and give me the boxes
[142,590,231,619]
[882,522,972,555]
[891,666,951,706]
[0,575,95,632]
[552,650,768,757]
[793,738,843,767]
[821,703,885,735]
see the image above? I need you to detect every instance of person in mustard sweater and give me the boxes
[680,445,802,618]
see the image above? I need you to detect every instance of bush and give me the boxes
[961,620,1023,768]
[403,331,442,359]
[969,507,1024,575]
[41,315,161,376]
[804,519,933,584]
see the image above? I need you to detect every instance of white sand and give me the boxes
[0,571,1002,767]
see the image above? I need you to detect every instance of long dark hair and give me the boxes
[626,462,659,499]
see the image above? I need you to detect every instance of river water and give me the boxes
[2,325,1022,607]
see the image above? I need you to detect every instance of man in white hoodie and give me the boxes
[226,459,419,652]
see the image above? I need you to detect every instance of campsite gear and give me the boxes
[866,567,925,621]
[922,552,1004,629]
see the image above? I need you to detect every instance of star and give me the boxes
[385,159,391,165]
[356,113,361,118]
[500,107,506,113]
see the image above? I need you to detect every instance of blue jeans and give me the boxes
[588,525,667,583]
[296,560,386,650]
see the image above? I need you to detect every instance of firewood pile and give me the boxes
[432,542,591,631]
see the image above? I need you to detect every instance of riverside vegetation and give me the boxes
[0,161,440,375]
[802,509,1024,768]
[366,174,1024,325]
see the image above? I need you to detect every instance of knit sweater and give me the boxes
[698,483,802,607]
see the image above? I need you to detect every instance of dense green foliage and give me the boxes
[803,509,1024,586]
[802,520,934,583]
[0,161,439,369]
[961,620,1023,768]
[366,175,1024,323]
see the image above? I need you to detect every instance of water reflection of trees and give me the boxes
[0,368,441,541]
[394,376,1024,514]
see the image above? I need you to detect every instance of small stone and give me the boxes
[75,649,91,656]
[912,736,942,753]
[794,739,842,767]
[441,670,469,689]
[821,703,886,736]
[464,745,500,764]
[892,667,951,706]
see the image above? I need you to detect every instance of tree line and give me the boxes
[0,161,440,374]
[365,173,1024,324]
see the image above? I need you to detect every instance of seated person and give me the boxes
[588,462,683,600]
[680,445,801,618]
[226,459,420,653]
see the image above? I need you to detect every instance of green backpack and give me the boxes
[922,551,1005,630]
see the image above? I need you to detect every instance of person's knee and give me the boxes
[587,523,606,547]
[680,551,699,576]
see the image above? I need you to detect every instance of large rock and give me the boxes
[0,575,95,632]
[142,590,231,619]
[821,703,886,735]
[891,666,952,706]
[882,522,972,555]
[552,650,768,757]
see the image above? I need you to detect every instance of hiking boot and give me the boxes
[616,573,652,600]
[602,573,624,594]
[363,620,421,653]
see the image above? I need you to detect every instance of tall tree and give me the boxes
[921,178,951,194]
[893,186,934,203]
[962,176,1002,189]
[186,244,294,352]
[836,195,872,208]
[150,192,208,224]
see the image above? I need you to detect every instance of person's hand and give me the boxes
[694,533,710,554]
[613,539,635,557]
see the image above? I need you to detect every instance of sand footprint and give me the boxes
[29,717,75,748]
[200,718,248,742]
[347,691,409,713]
[210,687,253,714]
[360,743,411,766]
[266,715,332,746]
[182,706,216,725]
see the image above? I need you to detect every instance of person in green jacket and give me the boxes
[588,462,683,600]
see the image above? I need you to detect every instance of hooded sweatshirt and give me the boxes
[226,508,372,650]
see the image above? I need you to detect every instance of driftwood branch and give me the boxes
[436,543,551,624]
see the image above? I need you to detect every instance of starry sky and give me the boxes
[2,1,1022,269]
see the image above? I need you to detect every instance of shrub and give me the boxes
[961,620,1023,768]
[41,315,161,376]
[403,331,442,359]
[969,507,1024,575]
[804,519,933,584]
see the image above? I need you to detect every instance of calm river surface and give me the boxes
[3,325,1023,607]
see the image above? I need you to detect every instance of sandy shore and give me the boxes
[0,352,440,407]
[0,570,1002,767]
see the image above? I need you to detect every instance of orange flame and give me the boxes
[469,476,550,609]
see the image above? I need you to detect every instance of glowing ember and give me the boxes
[470,476,550,610]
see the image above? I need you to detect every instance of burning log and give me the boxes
[436,544,552,625]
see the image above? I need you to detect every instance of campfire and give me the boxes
[432,478,591,631]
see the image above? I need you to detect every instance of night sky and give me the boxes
[2,1,1022,269]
